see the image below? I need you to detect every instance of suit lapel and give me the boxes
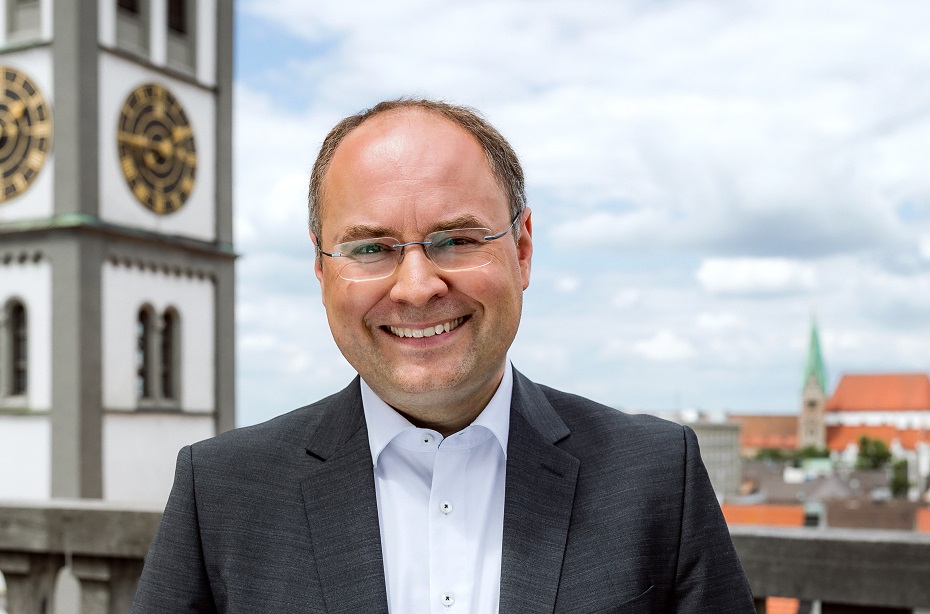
[299,379,388,614]
[499,370,580,614]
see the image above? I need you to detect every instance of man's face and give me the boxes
[314,109,532,427]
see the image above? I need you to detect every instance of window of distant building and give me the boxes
[116,0,150,57]
[6,0,41,42]
[165,0,195,73]
[137,304,180,408]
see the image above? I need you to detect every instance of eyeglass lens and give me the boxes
[335,228,496,281]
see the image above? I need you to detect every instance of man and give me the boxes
[133,99,754,613]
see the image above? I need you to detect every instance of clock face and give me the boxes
[117,83,197,215]
[0,66,53,203]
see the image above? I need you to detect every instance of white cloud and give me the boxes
[920,235,930,261]
[696,312,744,332]
[632,330,696,362]
[611,289,641,309]
[554,276,580,293]
[697,258,817,295]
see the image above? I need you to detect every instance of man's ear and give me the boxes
[518,207,533,291]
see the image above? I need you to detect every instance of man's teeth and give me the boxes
[388,317,464,339]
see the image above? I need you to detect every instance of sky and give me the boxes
[232,0,930,427]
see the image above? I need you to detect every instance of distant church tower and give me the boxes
[798,318,827,450]
[0,0,234,503]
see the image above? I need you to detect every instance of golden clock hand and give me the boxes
[155,139,174,159]
[118,131,151,149]
[8,100,26,120]
[171,125,192,143]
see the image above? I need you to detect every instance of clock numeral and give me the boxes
[150,193,166,214]
[133,182,150,202]
[168,193,184,212]
[26,149,44,169]
[121,156,138,177]
[11,174,27,193]
[29,121,51,137]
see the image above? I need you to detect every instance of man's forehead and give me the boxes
[333,108,482,166]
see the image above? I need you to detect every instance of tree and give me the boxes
[796,445,830,460]
[855,435,892,470]
[891,459,910,498]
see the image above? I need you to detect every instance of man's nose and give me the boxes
[389,245,448,306]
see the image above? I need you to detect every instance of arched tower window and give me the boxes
[136,304,181,407]
[5,300,28,396]
[160,308,180,400]
[136,306,154,399]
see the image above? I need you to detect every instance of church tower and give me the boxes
[0,0,234,503]
[798,318,827,450]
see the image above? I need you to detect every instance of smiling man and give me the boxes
[133,100,754,613]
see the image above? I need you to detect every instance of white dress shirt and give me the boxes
[361,365,512,614]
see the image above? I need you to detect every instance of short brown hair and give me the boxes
[308,98,526,242]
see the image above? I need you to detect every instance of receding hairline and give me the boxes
[308,98,526,244]
[316,107,501,214]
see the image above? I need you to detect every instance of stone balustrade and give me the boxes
[0,500,161,614]
[731,525,930,613]
[2,503,930,613]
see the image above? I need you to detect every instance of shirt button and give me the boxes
[440,500,453,514]
[421,433,434,445]
[441,592,455,607]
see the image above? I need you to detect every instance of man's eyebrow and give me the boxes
[336,215,493,243]
[337,225,395,243]
[430,214,487,232]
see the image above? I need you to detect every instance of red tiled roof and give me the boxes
[730,415,799,450]
[721,504,805,527]
[826,425,930,452]
[918,508,930,533]
[766,598,800,614]
[827,374,930,412]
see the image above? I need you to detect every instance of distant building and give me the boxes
[798,319,827,449]
[730,414,798,458]
[825,373,930,493]
[658,410,742,500]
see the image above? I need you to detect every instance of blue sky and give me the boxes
[232,0,930,427]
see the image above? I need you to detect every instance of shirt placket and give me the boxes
[429,441,469,613]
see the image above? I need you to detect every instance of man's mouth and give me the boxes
[385,317,465,339]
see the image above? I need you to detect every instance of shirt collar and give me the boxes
[361,361,513,468]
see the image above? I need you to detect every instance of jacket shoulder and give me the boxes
[535,383,688,449]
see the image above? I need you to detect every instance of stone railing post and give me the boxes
[69,556,144,614]
[0,552,63,614]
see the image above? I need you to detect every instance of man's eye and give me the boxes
[349,242,392,257]
[433,233,481,249]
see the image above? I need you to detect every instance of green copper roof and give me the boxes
[802,318,827,392]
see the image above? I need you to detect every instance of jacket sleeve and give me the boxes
[672,426,756,612]
[132,445,218,613]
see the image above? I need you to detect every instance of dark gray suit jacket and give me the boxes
[132,369,754,613]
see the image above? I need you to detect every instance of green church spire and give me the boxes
[802,318,827,392]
